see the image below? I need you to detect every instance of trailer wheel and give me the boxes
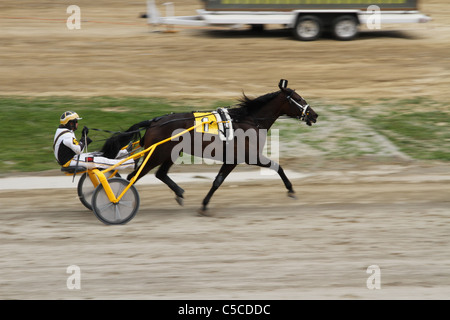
[332,15,359,41]
[293,15,322,41]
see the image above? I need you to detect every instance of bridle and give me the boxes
[285,89,310,122]
[245,87,313,128]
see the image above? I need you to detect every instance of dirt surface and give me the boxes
[0,161,450,299]
[0,0,449,102]
[1,1,450,300]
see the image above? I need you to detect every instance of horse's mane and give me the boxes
[228,90,280,121]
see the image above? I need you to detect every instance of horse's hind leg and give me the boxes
[200,163,237,214]
[126,158,156,182]
[155,160,185,206]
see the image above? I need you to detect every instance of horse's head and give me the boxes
[278,79,318,126]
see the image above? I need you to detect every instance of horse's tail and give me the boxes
[100,120,152,159]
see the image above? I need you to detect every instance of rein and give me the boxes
[84,112,216,142]
[86,127,147,140]
[87,128,121,134]
[85,88,309,138]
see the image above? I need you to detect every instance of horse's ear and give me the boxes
[278,79,288,90]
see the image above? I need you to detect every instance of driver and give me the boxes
[53,111,134,170]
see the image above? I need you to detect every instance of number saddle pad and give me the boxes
[193,108,234,141]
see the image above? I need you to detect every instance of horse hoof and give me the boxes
[175,196,184,206]
[288,191,297,199]
[198,208,213,217]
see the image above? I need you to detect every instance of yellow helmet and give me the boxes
[60,111,82,125]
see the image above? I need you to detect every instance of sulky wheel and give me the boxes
[77,171,120,210]
[91,177,140,225]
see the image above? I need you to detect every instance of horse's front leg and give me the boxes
[254,155,296,199]
[200,163,237,215]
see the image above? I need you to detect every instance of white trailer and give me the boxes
[146,0,431,41]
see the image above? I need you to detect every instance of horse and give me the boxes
[100,79,318,213]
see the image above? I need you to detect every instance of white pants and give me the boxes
[68,150,134,170]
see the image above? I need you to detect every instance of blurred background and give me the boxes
[0,0,449,300]
[0,0,448,172]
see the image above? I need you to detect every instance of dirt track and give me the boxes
[1,162,449,299]
[1,1,450,299]
[1,0,450,101]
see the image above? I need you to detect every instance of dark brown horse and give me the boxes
[101,79,318,213]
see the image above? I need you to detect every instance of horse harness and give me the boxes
[285,89,310,122]
[248,89,310,128]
